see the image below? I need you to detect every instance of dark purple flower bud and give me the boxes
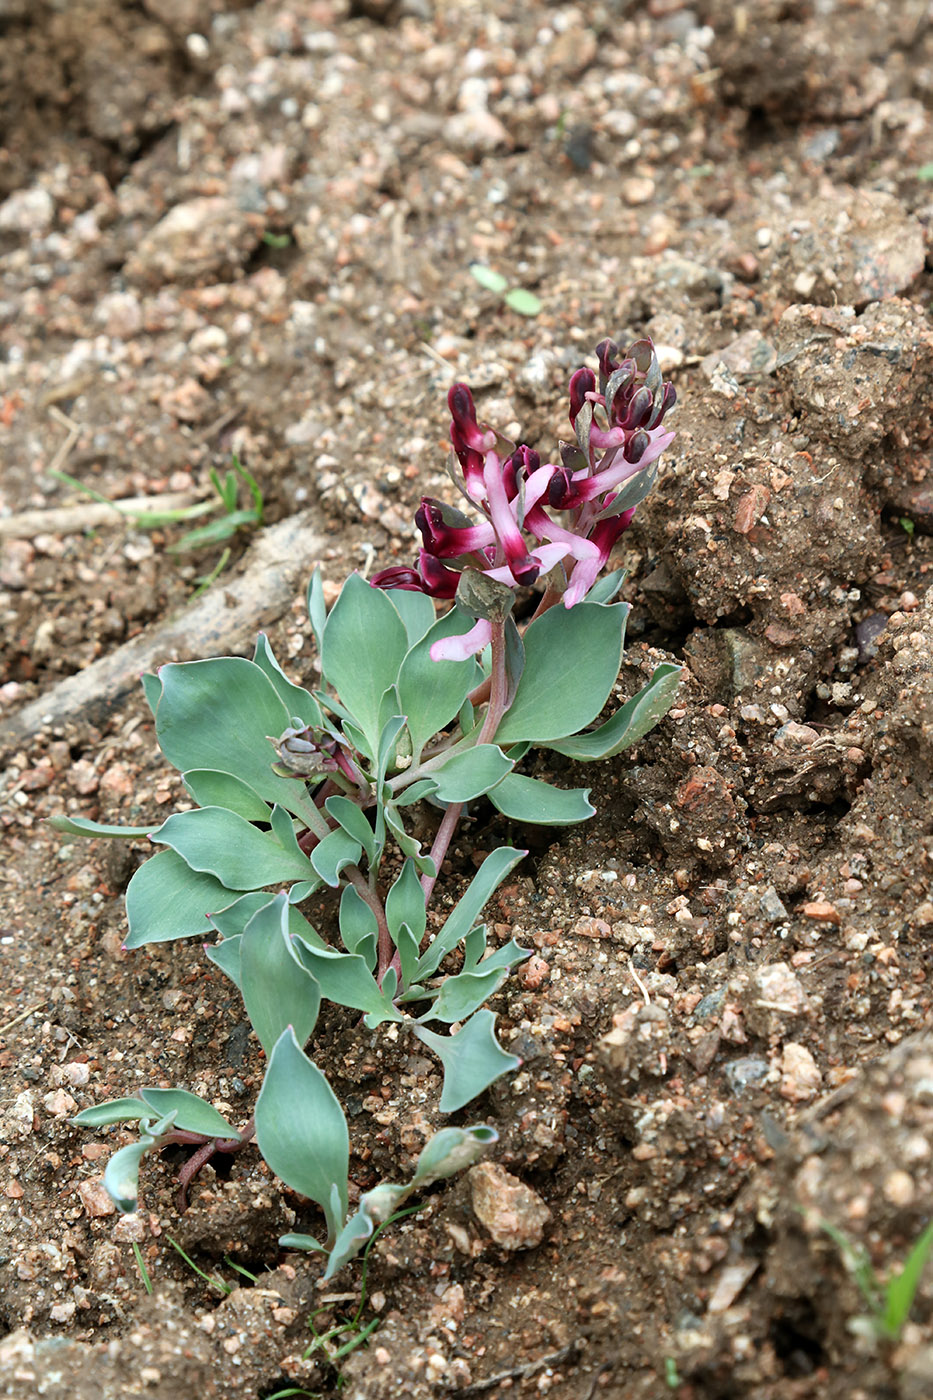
[269,725,339,777]
[448,383,494,453]
[595,339,620,384]
[370,565,426,593]
[503,444,540,496]
[548,467,579,510]
[568,367,596,426]
[625,428,650,464]
[621,385,654,430]
[419,551,461,598]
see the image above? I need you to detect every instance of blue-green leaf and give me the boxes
[338,885,379,967]
[49,815,158,840]
[421,966,508,1023]
[104,1138,151,1214]
[385,588,437,647]
[383,804,435,876]
[73,1097,150,1127]
[321,573,408,751]
[325,795,377,866]
[279,1232,326,1254]
[139,1088,237,1139]
[584,570,628,605]
[125,850,233,948]
[393,777,440,807]
[416,847,526,978]
[493,602,626,743]
[182,770,272,822]
[487,773,595,825]
[307,567,327,654]
[207,891,275,938]
[289,937,402,1022]
[415,1010,521,1112]
[240,893,321,1056]
[309,827,363,887]
[255,1029,348,1242]
[205,934,242,991]
[141,671,162,718]
[426,744,513,802]
[151,806,313,890]
[397,609,483,761]
[322,1207,376,1281]
[545,661,682,760]
[154,658,310,812]
[385,859,427,944]
[411,1125,498,1187]
[252,633,322,729]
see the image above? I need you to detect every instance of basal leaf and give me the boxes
[306,567,327,654]
[141,671,162,718]
[73,1097,150,1128]
[322,1206,376,1281]
[487,773,595,825]
[415,1010,521,1112]
[321,573,408,751]
[504,287,542,317]
[254,1029,349,1242]
[545,661,682,760]
[493,602,626,743]
[151,806,313,890]
[155,658,306,812]
[125,850,233,948]
[139,1088,237,1139]
[240,893,321,1056]
[49,815,158,840]
[205,934,242,991]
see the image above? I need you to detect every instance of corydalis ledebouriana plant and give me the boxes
[53,334,681,1283]
[372,336,676,659]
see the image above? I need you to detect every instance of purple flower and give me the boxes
[371,338,676,648]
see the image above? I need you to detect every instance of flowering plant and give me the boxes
[52,337,680,1276]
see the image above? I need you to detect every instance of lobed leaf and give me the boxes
[182,770,272,822]
[150,806,313,890]
[415,1010,520,1113]
[252,633,322,729]
[125,849,233,948]
[426,744,513,802]
[416,847,526,979]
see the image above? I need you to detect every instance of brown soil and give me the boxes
[3,1,933,1396]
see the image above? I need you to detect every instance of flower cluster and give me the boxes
[372,338,676,658]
